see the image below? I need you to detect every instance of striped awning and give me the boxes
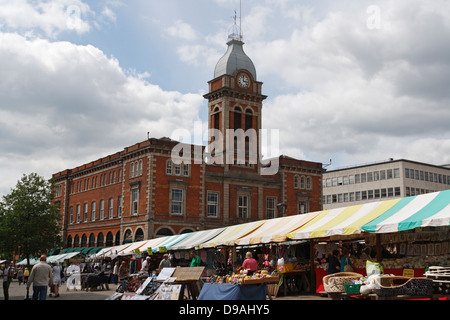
[199,220,266,249]
[235,212,320,246]
[152,233,192,253]
[117,237,168,256]
[287,199,401,240]
[362,190,450,233]
[170,227,227,250]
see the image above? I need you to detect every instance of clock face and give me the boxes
[238,74,250,88]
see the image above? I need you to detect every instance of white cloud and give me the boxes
[0,32,204,196]
[166,20,197,41]
[0,0,91,37]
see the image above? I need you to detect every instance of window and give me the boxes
[238,195,248,218]
[76,204,81,223]
[373,171,379,181]
[367,172,373,182]
[118,196,122,218]
[171,189,183,215]
[100,200,105,220]
[361,173,366,183]
[91,201,96,221]
[294,176,299,189]
[109,198,114,219]
[166,160,173,175]
[405,168,410,178]
[380,170,386,180]
[394,168,400,178]
[298,201,308,214]
[207,192,219,218]
[174,164,181,176]
[69,206,74,224]
[83,203,88,222]
[266,197,276,219]
[300,177,306,189]
[131,189,139,215]
[306,177,312,189]
[183,164,190,177]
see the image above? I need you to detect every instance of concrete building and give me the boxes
[323,159,450,209]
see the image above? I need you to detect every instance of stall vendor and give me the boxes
[242,252,258,275]
[190,251,202,267]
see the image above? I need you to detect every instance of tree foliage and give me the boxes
[0,173,62,261]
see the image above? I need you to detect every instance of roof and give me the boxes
[214,39,257,80]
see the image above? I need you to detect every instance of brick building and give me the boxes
[52,29,324,249]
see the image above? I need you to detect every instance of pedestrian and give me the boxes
[52,262,62,298]
[112,261,119,284]
[327,250,341,275]
[2,261,13,300]
[190,251,202,267]
[27,255,53,300]
[118,261,128,280]
[17,267,24,285]
[23,267,30,284]
[159,254,171,270]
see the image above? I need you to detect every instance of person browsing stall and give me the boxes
[242,252,258,275]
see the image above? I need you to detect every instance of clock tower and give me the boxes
[203,25,267,173]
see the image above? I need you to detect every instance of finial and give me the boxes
[228,2,243,42]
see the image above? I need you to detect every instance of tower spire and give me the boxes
[228,1,243,42]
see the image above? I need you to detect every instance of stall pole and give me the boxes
[376,234,382,262]
[309,240,316,293]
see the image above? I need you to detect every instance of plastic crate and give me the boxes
[344,283,362,295]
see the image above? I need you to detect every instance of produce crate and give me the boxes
[344,283,362,295]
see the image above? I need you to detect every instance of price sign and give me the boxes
[403,269,414,278]
[147,248,153,255]
[159,246,167,253]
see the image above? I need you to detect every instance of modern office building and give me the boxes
[323,159,450,209]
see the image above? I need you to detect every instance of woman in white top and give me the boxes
[52,262,62,298]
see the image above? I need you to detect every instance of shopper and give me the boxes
[118,261,128,280]
[327,250,341,274]
[242,251,258,275]
[141,257,151,274]
[52,262,62,298]
[27,255,53,300]
[2,261,13,300]
[17,267,24,285]
[159,254,172,270]
[112,261,119,284]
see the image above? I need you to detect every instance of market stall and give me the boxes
[170,227,227,251]
[287,190,450,298]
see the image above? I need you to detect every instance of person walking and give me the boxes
[2,261,13,300]
[27,255,53,300]
[17,267,24,285]
[52,262,62,298]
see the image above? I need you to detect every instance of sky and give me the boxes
[1,0,450,197]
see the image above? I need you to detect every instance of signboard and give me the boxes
[403,269,414,278]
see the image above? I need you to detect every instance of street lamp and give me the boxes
[276,203,287,217]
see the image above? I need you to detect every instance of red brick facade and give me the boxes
[52,37,324,249]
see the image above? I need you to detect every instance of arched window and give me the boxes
[66,235,73,248]
[73,235,80,248]
[135,228,144,242]
[115,231,121,246]
[245,109,253,131]
[97,232,104,247]
[106,232,114,247]
[89,233,95,247]
[81,234,87,247]
[156,228,173,238]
